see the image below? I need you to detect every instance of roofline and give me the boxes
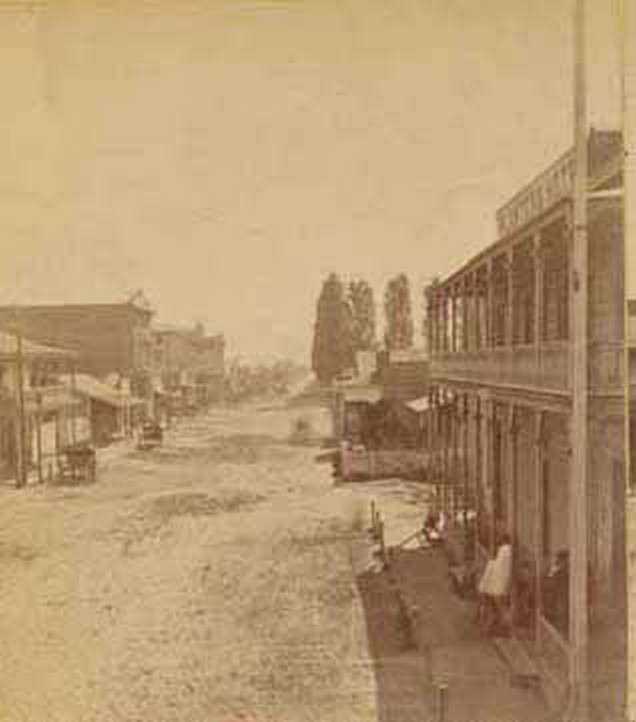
[0,302,154,315]
[430,190,621,296]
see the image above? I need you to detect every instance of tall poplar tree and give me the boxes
[349,280,376,352]
[311,273,355,384]
[384,273,414,350]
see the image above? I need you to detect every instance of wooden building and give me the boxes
[425,129,626,720]
[0,294,155,404]
[60,373,144,446]
[0,331,84,484]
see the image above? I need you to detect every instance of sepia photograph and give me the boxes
[0,1,635,720]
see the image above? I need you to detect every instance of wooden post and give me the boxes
[534,232,543,350]
[453,396,461,523]
[508,405,518,627]
[36,391,43,484]
[14,328,27,489]
[507,248,514,347]
[534,410,544,653]
[486,259,493,347]
[622,0,636,717]
[570,0,590,716]
[463,394,471,560]
[442,391,449,519]
[485,399,496,555]
[475,397,483,553]
[508,405,518,536]
[70,361,77,446]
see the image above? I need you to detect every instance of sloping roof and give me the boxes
[60,373,141,408]
[0,330,75,361]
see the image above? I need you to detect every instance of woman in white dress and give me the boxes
[478,533,512,635]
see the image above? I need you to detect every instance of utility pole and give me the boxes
[570,0,589,718]
[620,0,636,717]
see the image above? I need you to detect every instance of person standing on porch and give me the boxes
[478,532,512,636]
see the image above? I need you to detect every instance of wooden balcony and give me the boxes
[430,342,570,395]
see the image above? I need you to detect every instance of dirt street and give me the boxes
[0,404,427,722]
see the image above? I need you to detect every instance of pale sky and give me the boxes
[0,0,623,362]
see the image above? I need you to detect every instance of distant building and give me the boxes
[0,295,155,403]
[59,373,144,446]
[152,323,225,414]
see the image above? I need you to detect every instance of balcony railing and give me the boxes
[430,342,570,394]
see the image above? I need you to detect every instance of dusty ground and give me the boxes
[0,403,428,722]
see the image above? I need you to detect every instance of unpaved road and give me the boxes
[0,403,427,722]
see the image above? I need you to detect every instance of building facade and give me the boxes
[425,130,626,720]
[152,323,225,412]
[0,331,84,483]
[0,295,155,404]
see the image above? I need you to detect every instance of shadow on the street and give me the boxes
[355,563,431,722]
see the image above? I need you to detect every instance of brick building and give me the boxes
[0,295,155,402]
[425,130,627,720]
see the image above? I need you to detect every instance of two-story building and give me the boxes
[425,129,626,720]
[0,293,155,411]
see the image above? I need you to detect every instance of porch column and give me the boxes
[508,404,519,624]
[35,392,43,484]
[434,388,442,511]
[475,396,483,554]
[486,258,493,348]
[462,393,471,560]
[534,410,545,653]
[534,231,543,352]
[508,405,518,538]
[440,293,447,353]
[484,398,496,554]
[442,389,449,519]
[14,330,27,489]
[451,290,457,353]
[451,395,460,523]
[507,247,514,347]
[70,360,77,445]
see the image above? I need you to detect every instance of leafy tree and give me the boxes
[311,273,355,385]
[384,273,414,350]
[348,280,376,352]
